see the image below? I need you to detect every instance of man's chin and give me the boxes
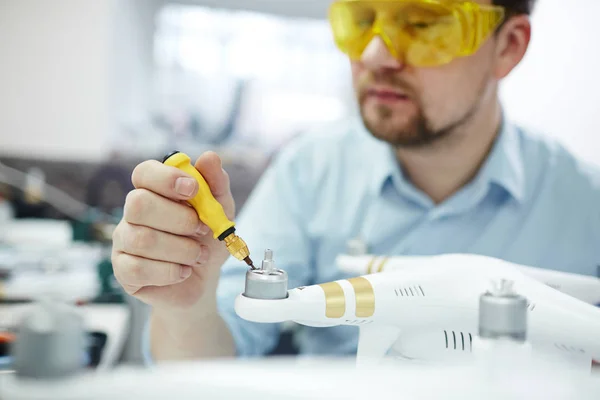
[370,131,427,147]
[361,115,424,147]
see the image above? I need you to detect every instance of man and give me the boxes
[111,0,600,361]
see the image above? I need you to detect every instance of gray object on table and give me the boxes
[12,299,86,379]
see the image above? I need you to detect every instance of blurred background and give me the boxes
[0,0,598,370]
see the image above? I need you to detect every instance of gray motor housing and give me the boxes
[244,269,289,300]
[12,299,86,379]
[479,280,528,341]
[243,249,288,300]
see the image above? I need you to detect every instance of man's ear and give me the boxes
[493,15,532,79]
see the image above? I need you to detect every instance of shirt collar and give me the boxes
[477,119,525,203]
[363,118,526,204]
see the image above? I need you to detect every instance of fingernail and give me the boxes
[196,245,209,264]
[175,177,196,197]
[196,223,210,236]
[180,266,192,279]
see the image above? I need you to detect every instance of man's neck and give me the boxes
[395,102,502,204]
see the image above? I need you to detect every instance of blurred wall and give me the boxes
[0,0,599,166]
[500,0,600,166]
[111,0,161,133]
[0,0,159,162]
[171,0,328,19]
[0,0,113,161]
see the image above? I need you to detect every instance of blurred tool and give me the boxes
[162,151,254,268]
[235,254,600,368]
[0,190,14,225]
[0,161,113,222]
[0,331,16,370]
[23,167,45,205]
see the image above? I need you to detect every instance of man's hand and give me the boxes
[111,151,234,314]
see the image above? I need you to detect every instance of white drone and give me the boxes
[4,253,600,400]
[234,252,600,369]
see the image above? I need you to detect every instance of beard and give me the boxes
[356,72,482,149]
[359,102,450,148]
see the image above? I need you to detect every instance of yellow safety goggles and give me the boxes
[328,0,506,67]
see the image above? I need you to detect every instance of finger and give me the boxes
[113,252,192,288]
[131,160,199,201]
[114,223,210,266]
[194,152,235,219]
[194,152,231,199]
[123,189,210,236]
[196,221,211,236]
[131,262,213,308]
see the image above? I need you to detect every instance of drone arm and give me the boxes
[234,285,338,325]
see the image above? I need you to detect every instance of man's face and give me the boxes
[351,0,499,147]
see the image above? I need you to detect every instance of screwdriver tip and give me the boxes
[244,256,256,270]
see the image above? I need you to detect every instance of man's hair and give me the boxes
[493,0,536,16]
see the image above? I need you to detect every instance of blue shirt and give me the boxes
[145,116,600,360]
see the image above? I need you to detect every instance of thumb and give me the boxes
[194,151,235,216]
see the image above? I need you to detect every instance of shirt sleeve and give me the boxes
[141,138,316,363]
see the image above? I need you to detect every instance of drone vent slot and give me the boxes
[444,330,473,351]
[469,333,472,351]
[395,285,425,297]
[554,343,585,354]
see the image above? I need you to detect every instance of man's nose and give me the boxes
[360,35,404,71]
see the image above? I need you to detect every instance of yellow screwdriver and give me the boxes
[162,151,255,269]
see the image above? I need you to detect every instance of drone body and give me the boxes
[335,253,600,305]
[235,253,600,365]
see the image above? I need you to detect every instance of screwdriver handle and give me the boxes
[162,151,235,240]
